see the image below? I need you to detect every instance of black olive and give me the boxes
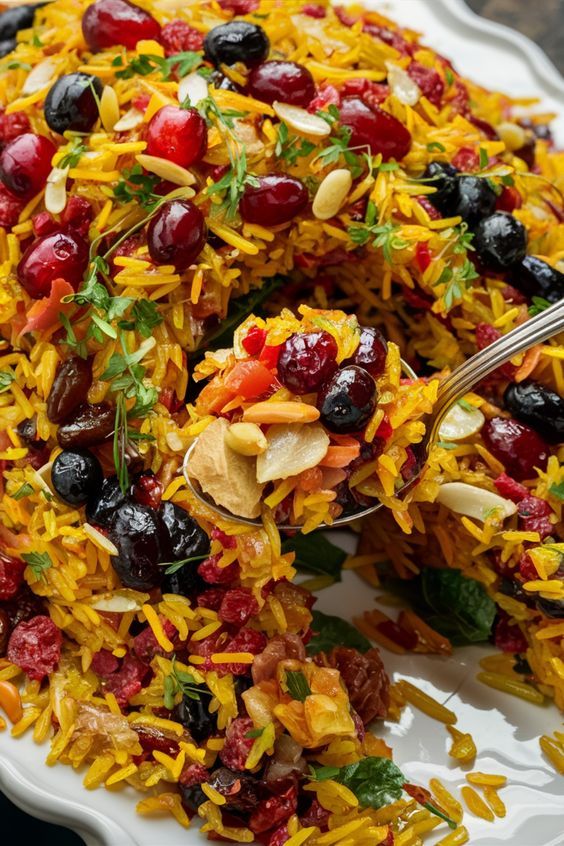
[423,161,459,216]
[473,212,528,271]
[108,502,165,590]
[536,597,564,619]
[504,381,564,443]
[0,4,42,41]
[174,690,217,742]
[179,783,207,814]
[51,449,103,506]
[207,767,260,813]
[203,21,269,68]
[318,365,376,434]
[85,475,128,528]
[452,175,497,226]
[0,38,16,58]
[160,501,209,597]
[44,72,103,134]
[507,255,564,304]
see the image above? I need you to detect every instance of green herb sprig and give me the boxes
[21,551,53,582]
[163,656,210,709]
[348,200,408,264]
[284,670,312,702]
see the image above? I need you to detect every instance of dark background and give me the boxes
[1,2,562,845]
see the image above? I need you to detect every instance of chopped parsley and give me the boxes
[434,259,479,310]
[21,551,53,581]
[479,147,489,170]
[113,165,162,209]
[163,656,209,708]
[207,146,259,221]
[58,138,88,169]
[275,122,316,166]
[112,50,202,81]
[427,141,446,153]
[348,201,408,264]
[11,482,34,501]
[0,368,15,393]
[245,727,265,739]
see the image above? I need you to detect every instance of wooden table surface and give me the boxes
[1,2,563,845]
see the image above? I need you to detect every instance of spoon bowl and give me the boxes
[183,298,564,530]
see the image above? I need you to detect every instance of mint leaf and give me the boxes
[281,532,346,584]
[21,551,53,581]
[285,670,312,702]
[307,611,371,656]
[313,757,405,809]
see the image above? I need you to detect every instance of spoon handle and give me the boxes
[435,298,564,413]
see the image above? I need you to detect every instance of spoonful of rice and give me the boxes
[184,300,564,532]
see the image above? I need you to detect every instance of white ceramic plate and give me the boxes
[2,2,564,844]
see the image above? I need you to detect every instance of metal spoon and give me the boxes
[183,298,564,530]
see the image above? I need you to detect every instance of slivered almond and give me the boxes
[436,482,517,523]
[135,153,196,187]
[100,85,120,132]
[272,101,331,137]
[438,403,485,442]
[44,166,69,214]
[178,71,208,106]
[21,58,59,95]
[312,168,352,220]
[243,401,320,424]
[113,108,144,132]
[386,61,421,106]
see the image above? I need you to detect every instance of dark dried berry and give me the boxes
[218,587,258,627]
[204,21,269,68]
[507,255,564,304]
[208,767,260,813]
[482,416,549,481]
[423,161,459,216]
[86,475,127,528]
[0,551,25,601]
[179,783,207,813]
[108,502,165,590]
[318,365,376,433]
[47,356,92,424]
[51,449,103,506]
[0,608,11,656]
[57,402,114,449]
[175,690,217,743]
[2,584,44,628]
[345,325,387,377]
[473,212,527,271]
[536,597,564,619]
[219,717,255,771]
[453,175,497,226]
[504,381,564,443]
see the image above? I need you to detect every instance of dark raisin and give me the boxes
[207,767,260,813]
[0,608,11,656]
[174,690,217,742]
[47,356,92,423]
[57,402,114,449]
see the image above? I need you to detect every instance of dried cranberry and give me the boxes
[308,83,340,113]
[81,0,161,52]
[242,325,266,356]
[501,284,527,304]
[363,22,413,55]
[60,195,93,238]
[417,195,442,221]
[180,762,209,787]
[197,588,226,611]
[7,615,62,681]
[219,627,267,676]
[345,325,387,378]
[339,97,411,161]
[47,356,92,424]
[218,0,259,12]
[0,133,55,200]
[496,185,522,213]
[277,330,338,393]
[219,588,259,627]
[91,649,120,677]
[103,652,150,707]
[0,182,25,228]
[146,106,207,168]
[341,78,389,110]
[494,612,528,653]
[475,323,517,380]
[0,609,10,657]
[0,109,30,146]
[452,146,479,172]
[518,495,553,539]
[266,824,289,846]
[300,798,330,829]
[208,767,260,813]
[482,417,549,481]
[249,783,298,834]
[135,725,180,756]
[219,717,255,771]
[131,471,163,510]
[301,3,326,17]
[493,472,528,503]
[32,211,57,237]
[0,551,25,601]
[133,618,177,662]
[248,61,315,107]
[518,552,538,582]
[407,61,444,107]
[2,584,44,628]
[17,231,89,299]
[198,553,240,585]
[415,241,431,273]
[147,199,206,271]
[240,174,308,226]
[159,20,204,55]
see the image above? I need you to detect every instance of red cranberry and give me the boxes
[493,472,528,503]
[147,199,207,271]
[452,146,479,172]
[345,325,387,377]
[17,231,89,299]
[0,182,26,228]
[518,552,538,582]
[242,325,266,355]
[81,0,161,52]
[219,588,259,627]
[159,20,204,55]
[0,552,26,601]
[482,417,549,481]
[219,717,255,771]
[308,83,340,113]
[518,495,553,539]
[341,78,389,110]
[240,174,308,226]
[219,627,267,676]
[198,553,240,585]
[277,330,338,393]
[339,97,411,161]
[301,3,326,16]
[0,133,56,198]
[146,105,207,168]
[32,211,57,237]
[407,62,444,108]
[248,61,315,107]
[60,195,93,238]
[0,109,30,147]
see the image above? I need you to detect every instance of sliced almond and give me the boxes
[21,58,59,95]
[438,403,485,442]
[113,107,144,132]
[436,482,517,523]
[83,522,119,555]
[273,101,331,138]
[243,401,320,425]
[100,84,121,132]
[312,168,352,220]
[178,71,208,106]
[386,61,421,106]
[256,423,329,483]
[44,166,69,214]
[88,589,149,612]
[187,418,265,519]
[135,153,196,187]
[225,422,267,456]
